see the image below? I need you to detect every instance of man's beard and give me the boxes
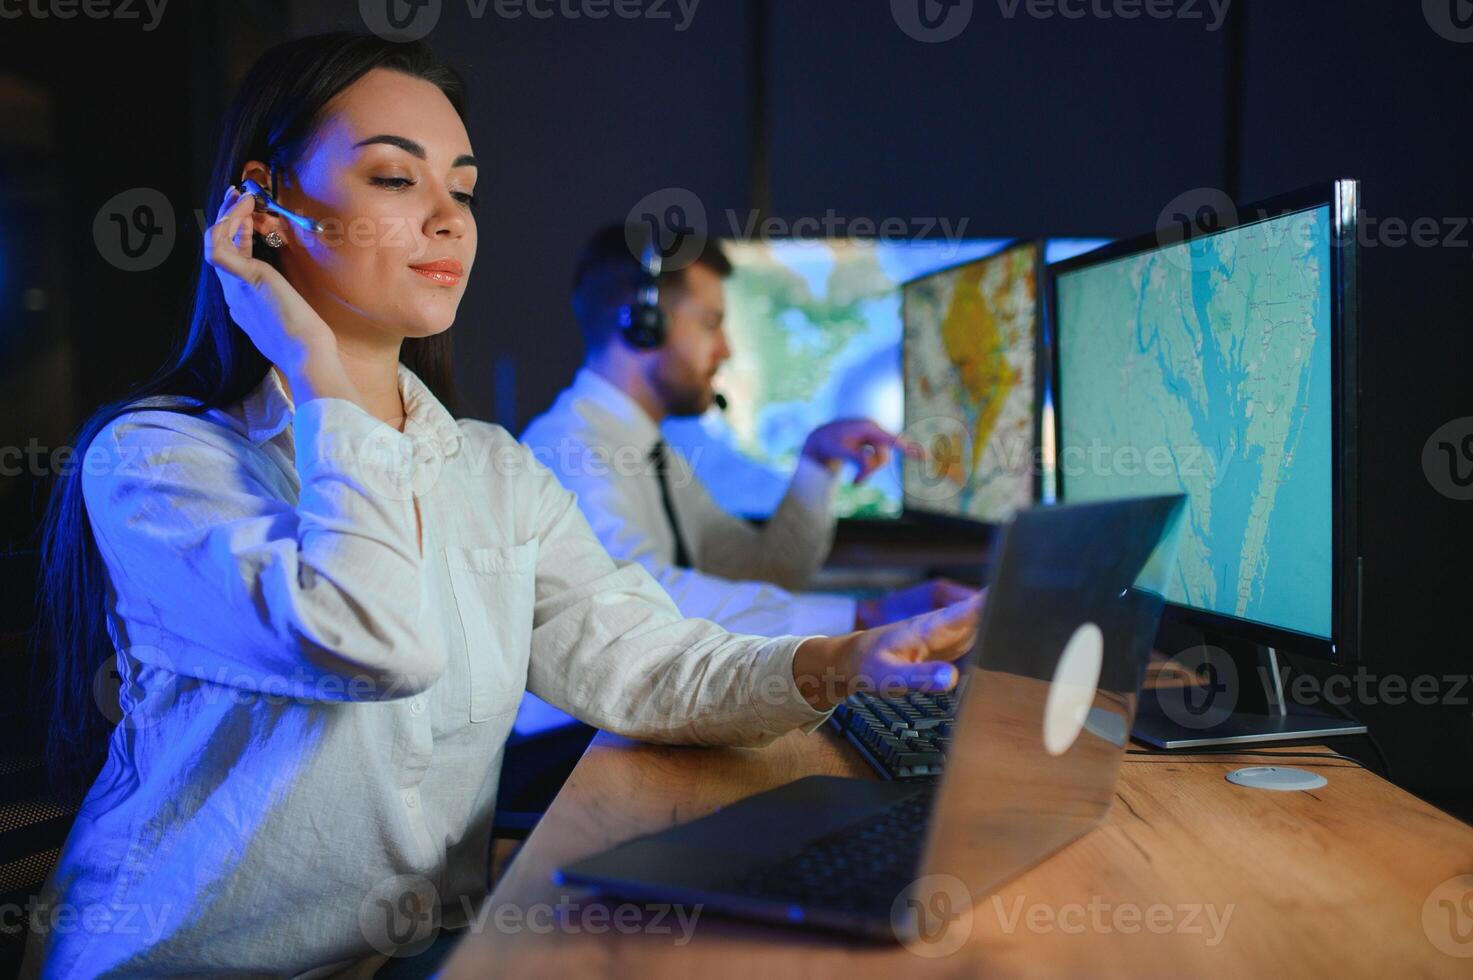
[652,359,712,418]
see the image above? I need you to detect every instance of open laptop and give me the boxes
[557,495,1185,944]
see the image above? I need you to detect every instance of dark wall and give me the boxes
[766,0,1233,232]
[1236,2,1473,801]
[0,2,285,548]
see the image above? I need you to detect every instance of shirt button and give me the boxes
[410,699,424,715]
[405,791,418,808]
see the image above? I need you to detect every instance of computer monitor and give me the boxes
[900,240,1044,524]
[1050,181,1365,747]
[661,237,1009,520]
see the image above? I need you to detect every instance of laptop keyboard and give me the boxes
[830,691,959,780]
[734,787,935,914]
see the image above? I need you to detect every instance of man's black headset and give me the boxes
[610,226,728,410]
[617,231,666,350]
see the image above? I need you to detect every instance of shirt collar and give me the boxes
[241,363,463,455]
[570,366,663,454]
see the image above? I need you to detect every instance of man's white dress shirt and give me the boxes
[22,364,828,979]
[521,368,858,638]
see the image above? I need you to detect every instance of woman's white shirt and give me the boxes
[23,364,828,979]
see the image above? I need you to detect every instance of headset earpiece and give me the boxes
[618,301,665,349]
[618,231,666,349]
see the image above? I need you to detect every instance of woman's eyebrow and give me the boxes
[352,133,478,168]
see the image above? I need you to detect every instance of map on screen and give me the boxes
[1055,206,1334,638]
[661,238,1006,519]
[901,242,1040,522]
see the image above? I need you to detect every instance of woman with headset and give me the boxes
[25,32,977,978]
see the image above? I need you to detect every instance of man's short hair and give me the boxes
[570,224,732,351]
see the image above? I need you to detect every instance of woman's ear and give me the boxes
[237,160,288,243]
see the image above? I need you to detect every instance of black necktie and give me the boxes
[649,440,692,568]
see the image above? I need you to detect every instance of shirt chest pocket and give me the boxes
[445,541,538,723]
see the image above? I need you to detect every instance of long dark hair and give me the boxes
[37,32,467,793]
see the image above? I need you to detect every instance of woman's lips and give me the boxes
[411,268,461,285]
[409,259,464,286]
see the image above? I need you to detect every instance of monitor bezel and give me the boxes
[898,238,1046,527]
[1047,180,1361,664]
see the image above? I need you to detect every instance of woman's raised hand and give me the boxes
[204,184,358,404]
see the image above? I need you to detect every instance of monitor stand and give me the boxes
[1131,640,1367,749]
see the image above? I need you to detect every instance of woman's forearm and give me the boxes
[792,633,859,711]
[281,340,363,409]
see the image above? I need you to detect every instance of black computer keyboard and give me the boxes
[830,690,959,780]
[735,787,935,914]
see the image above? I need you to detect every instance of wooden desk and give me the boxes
[442,727,1473,978]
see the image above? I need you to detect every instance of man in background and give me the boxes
[521,225,972,638]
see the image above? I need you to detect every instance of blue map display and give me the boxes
[1056,206,1333,639]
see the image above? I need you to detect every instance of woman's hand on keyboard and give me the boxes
[792,591,984,711]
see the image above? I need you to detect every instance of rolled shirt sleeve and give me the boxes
[520,371,856,640]
[531,430,858,638]
[682,454,843,592]
[516,445,835,744]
